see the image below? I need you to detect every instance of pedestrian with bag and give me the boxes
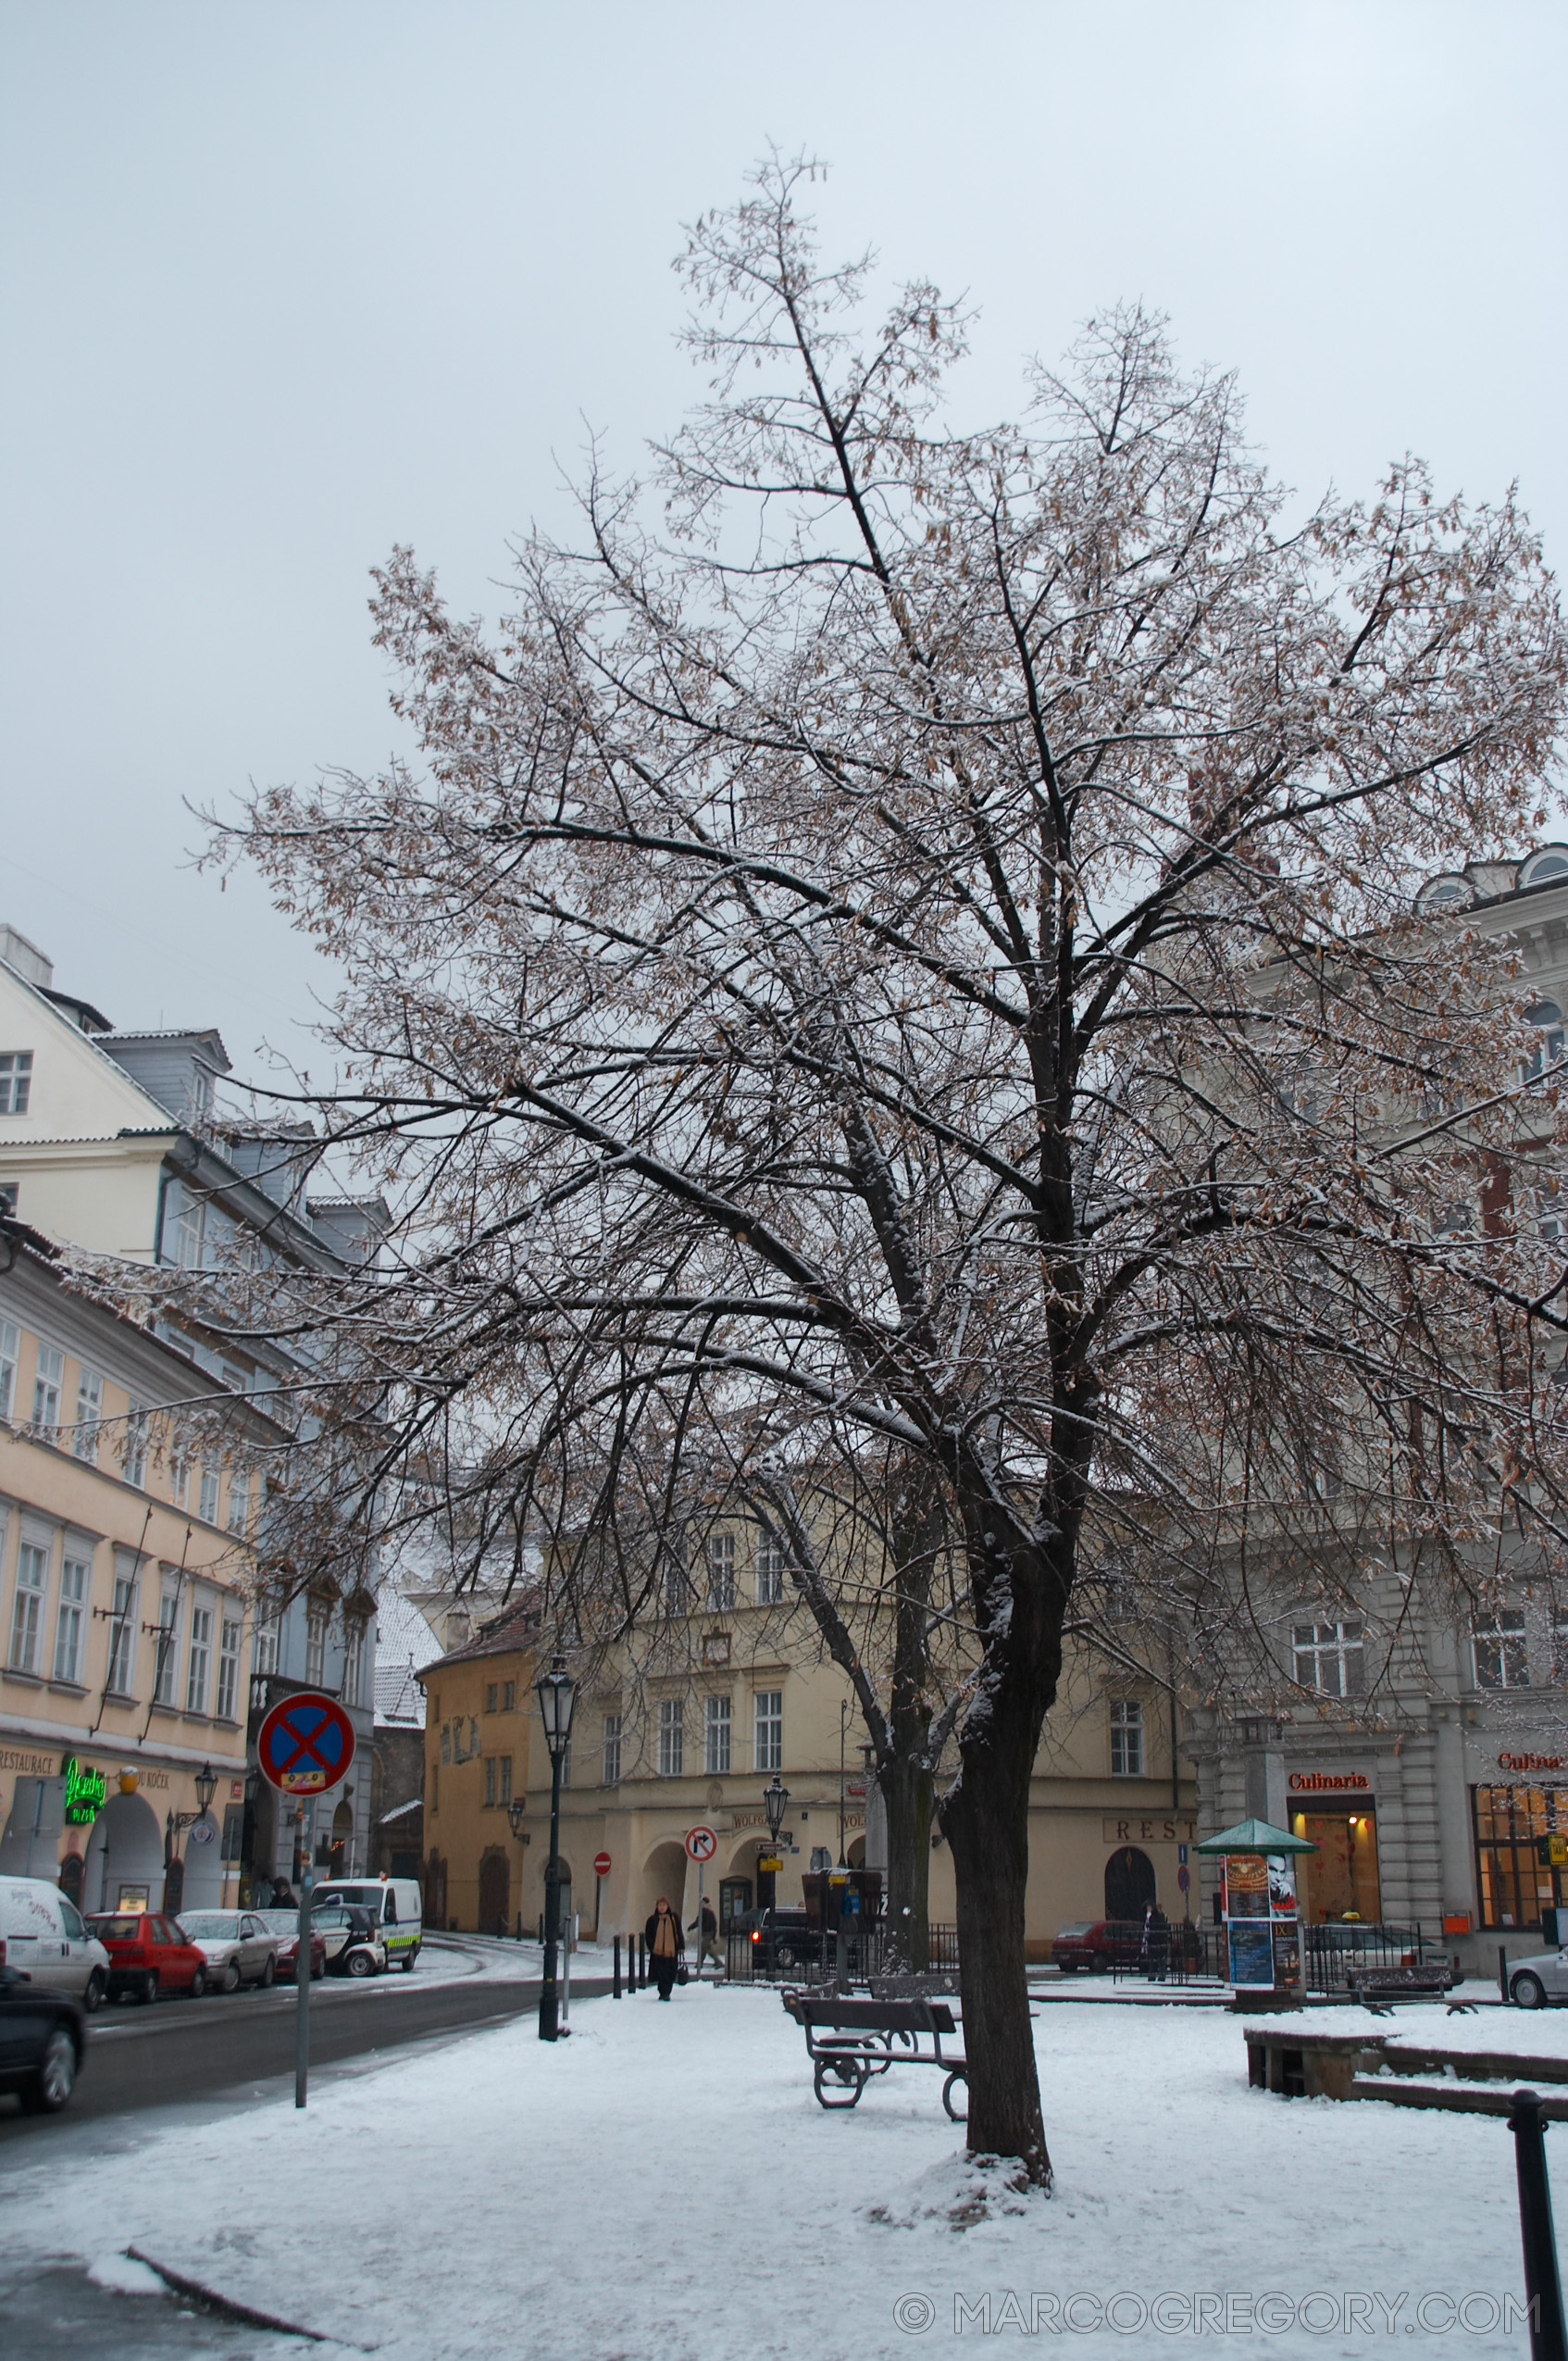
[689,1897,723,1976]
[645,1894,685,2000]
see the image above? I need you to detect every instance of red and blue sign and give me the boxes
[256,1691,356,1795]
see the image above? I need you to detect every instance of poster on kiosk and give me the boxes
[1225,1853,1299,1988]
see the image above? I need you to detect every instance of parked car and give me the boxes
[254,1910,328,1983]
[82,1910,210,2003]
[0,1964,85,2114]
[0,1875,111,2011]
[309,1877,423,1970]
[1050,1920,1145,1973]
[310,1903,388,1977]
[176,1910,280,1992]
[1507,1945,1568,2008]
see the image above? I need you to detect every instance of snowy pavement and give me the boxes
[0,1989,1555,2357]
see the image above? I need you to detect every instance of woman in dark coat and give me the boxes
[645,1895,685,2000]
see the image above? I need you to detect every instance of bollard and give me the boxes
[613,1933,622,1998]
[1510,2090,1568,2361]
[637,1933,645,1990]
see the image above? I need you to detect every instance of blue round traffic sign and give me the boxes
[256,1691,356,1794]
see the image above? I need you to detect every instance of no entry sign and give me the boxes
[685,1825,717,1863]
[256,1690,356,1795]
[593,1851,612,1877]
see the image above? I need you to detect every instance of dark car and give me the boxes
[83,1911,209,2003]
[1050,1919,1146,1973]
[0,1965,85,2114]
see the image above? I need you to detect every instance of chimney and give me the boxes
[0,925,53,991]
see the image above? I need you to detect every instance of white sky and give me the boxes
[2,1,1563,1086]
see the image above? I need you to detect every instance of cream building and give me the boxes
[0,1218,274,1910]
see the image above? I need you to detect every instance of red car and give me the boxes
[83,1911,210,2004]
[255,1910,328,1983]
[1050,1919,1145,1974]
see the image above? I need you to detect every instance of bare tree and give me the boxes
[208,157,1567,2182]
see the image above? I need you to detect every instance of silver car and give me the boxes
[1508,1947,1568,2008]
[176,1909,279,1992]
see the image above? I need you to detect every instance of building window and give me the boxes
[658,1698,684,1777]
[226,1469,251,1537]
[154,1588,180,1705]
[106,1569,137,1694]
[484,1755,498,1807]
[342,1618,366,1707]
[216,1617,241,1719]
[252,1612,279,1679]
[499,1755,512,1805]
[0,1319,17,1420]
[9,1541,49,1673]
[0,1050,32,1115]
[430,1762,439,1813]
[757,1533,786,1605]
[32,1342,62,1436]
[199,1464,220,1524]
[170,1453,190,1509]
[603,1712,622,1786]
[706,1532,736,1611]
[174,1194,205,1268]
[305,1608,327,1688]
[502,1680,516,1711]
[705,1693,731,1775]
[1109,1699,1144,1777]
[186,1604,212,1712]
[485,1681,498,1713]
[753,1689,782,1774]
[53,1553,90,1684]
[1474,1611,1529,1691]
[1292,1620,1365,1699]
[1527,1003,1567,1079]
[663,1553,688,1618]
[1474,1783,1568,1930]
[122,1402,148,1488]
[73,1367,102,1463]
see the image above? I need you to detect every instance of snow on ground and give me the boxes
[2,1991,1554,2358]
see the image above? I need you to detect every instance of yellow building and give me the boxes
[418,1605,539,1934]
[0,1218,272,1910]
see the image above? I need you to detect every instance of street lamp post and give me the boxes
[507,1796,528,1940]
[536,1656,576,2041]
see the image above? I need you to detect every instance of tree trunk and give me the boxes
[877,1754,933,1970]
[944,1724,1050,2184]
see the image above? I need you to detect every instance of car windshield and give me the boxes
[1055,1924,1093,1938]
[178,1914,242,1940]
[255,1912,300,1936]
[85,1918,142,1941]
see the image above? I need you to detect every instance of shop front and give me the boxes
[1471,1770,1568,1933]
[1286,1770,1382,1924]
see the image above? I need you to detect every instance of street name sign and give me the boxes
[256,1691,356,1795]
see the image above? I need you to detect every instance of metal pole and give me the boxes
[561,1911,573,2030]
[539,1751,563,2040]
[613,1932,622,1998]
[694,1855,705,1980]
[294,1803,314,2108]
[1503,1944,1512,2002]
[1511,2089,1568,2361]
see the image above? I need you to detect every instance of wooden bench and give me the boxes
[1346,1964,1454,2005]
[1245,2028,1387,2099]
[784,1993,968,2119]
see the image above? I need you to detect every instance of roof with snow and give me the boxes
[374,1588,443,1728]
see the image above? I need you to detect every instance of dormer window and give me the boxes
[1521,846,1568,891]
[1413,873,1475,917]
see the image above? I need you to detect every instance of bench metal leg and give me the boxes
[942,2068,968,2122]
[814,2055,869,2108]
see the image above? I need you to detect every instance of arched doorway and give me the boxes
[180,1810,224,1910]
[329,1800,353,1878]
[83,1792,165,1913]
[478,1846,510,1937]
[639,1839,689,1935]
[1104,1845,1156,1922]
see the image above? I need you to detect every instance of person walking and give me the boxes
[689,1897,723,1976]
[645,1895,685,2000]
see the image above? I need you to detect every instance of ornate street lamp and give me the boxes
[535,1656,576,2041]
[506,1796,527,1841]
[194,1762,218,1816]
[763,1775,790,1851]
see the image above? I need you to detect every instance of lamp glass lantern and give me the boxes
[536,1656,577,1761]
[763,1775,790,1848]
[194,1762,218,1815]
[507,1797,527,1841]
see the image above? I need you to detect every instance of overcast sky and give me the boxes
[2,1,1563,1090]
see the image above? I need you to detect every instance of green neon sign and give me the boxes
[61,1756,107,1825]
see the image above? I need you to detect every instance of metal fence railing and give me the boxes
[725,1920,959,1986]
[1102,1920,1452,1990]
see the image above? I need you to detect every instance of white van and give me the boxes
[0,1875,112,2009]
[310,1877,422,1970]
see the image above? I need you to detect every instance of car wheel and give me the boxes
[21,2029,78,2115]
[1513,1972,1549,2009]
[311,1956,324,1980]
[82,1970,106,2014]
[1057,1964,1078,1977]
[346,1949,375,1977]
[189,1967,207,1999]
[220,1960,241,1993]
[401,1945,418,1973]
[141,1971,159,2005]
[259,1955,276,1989]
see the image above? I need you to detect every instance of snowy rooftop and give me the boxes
[372,1588,442,1727]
